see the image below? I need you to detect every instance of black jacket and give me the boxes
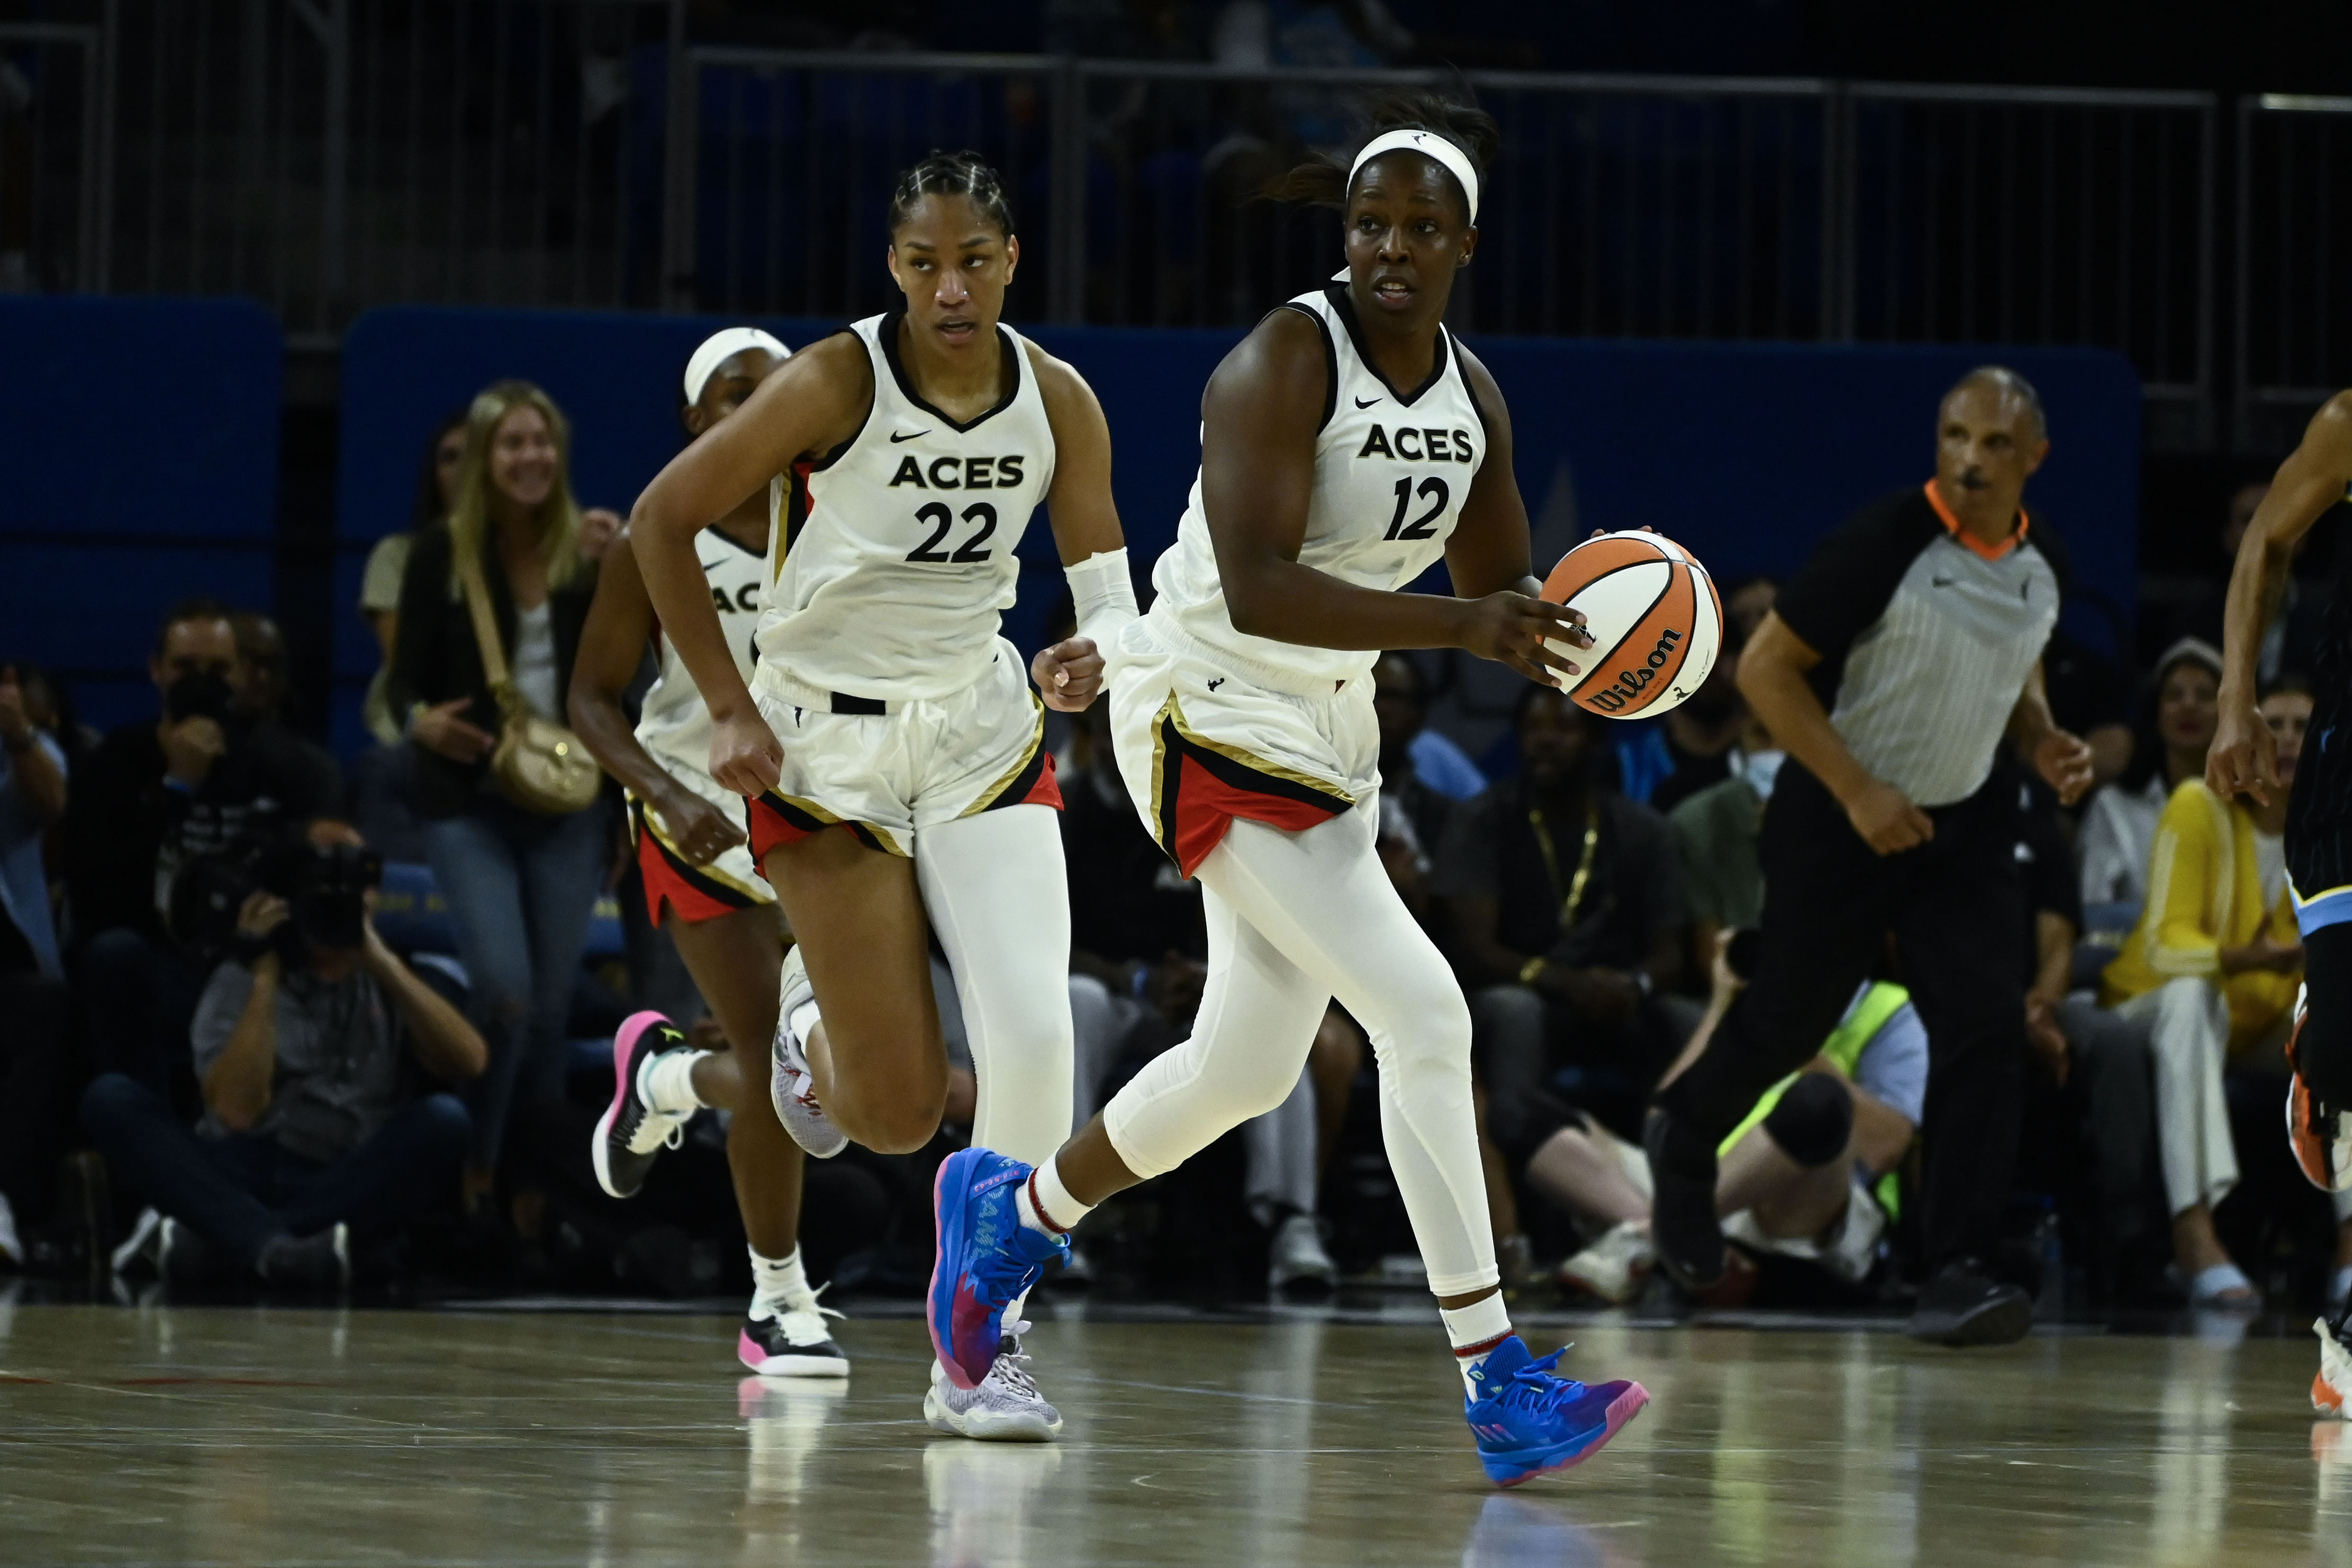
[385,522,599,820]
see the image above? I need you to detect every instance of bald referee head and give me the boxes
[1934,367,2050,548]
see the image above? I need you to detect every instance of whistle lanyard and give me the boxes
[1527,803,1601,929]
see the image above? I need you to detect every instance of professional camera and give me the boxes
[171,838,384,963]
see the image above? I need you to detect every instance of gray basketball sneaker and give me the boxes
[924,1325,1064,1442]
[769,942,846,1159]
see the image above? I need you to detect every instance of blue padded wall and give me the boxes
[0,296,283,734]
[336,304,2139,755]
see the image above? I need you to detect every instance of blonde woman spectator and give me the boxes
[2099,683,2347,1306]
[2077,638,2221,909]
[385,381,605,1202]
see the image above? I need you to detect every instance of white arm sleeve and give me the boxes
[1066,547,1138,649]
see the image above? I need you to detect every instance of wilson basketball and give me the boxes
[1540,530,1723,719]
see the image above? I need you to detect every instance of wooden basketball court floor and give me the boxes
[2,1295,2347,1567]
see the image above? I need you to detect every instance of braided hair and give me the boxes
[888,151,1017,241]
[1265,91,1498,225]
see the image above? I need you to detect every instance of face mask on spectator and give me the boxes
[1742,748,1787,801]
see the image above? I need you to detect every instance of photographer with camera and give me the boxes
[64,597,345,1101]
[82,840,485,1288]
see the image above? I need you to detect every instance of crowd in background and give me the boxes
[0,374,2345,1325]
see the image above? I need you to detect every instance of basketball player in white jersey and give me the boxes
[627,155,1133,1440]
[570,328,847,1377]
[929,96,1650,1487]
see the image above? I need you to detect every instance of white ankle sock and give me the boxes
[640,1047,710,1116]
[1017,1157,1091,1236]
[1440,1293,1514,1396]
[749,1245,809,1315]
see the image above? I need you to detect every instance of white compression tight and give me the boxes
[1102,801,1497,1298]
[916,804,1075,1170]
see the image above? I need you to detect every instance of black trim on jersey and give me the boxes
[1323,280,1451,407]
[808,328,870,474]
[1273,301,1338,433]
[1457,332,1495,439]
[779,461,813,562]
[878,308,1025,433]
[700,521,767,558]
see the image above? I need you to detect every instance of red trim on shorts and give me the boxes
[746,790,885,873]
[1156,732,1349,880]
[631,800,758,924]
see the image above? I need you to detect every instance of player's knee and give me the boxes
[861,1091,948,1154]
[1760,1073,1853,1168]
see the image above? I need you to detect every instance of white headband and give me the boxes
[1348,129,1480,224]
[683,327,790,405]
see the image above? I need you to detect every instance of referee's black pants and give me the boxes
[1657,759,2025,1272]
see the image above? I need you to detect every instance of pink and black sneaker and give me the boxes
[592,1011,695,1201]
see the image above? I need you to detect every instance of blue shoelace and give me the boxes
[1490,1348,1589,1417]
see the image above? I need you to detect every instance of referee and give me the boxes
[1645,366,2096,1345]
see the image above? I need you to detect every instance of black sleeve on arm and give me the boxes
[1771,491,1940,665]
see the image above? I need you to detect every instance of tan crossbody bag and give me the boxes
[454,547,602,815]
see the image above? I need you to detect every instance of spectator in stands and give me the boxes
[386,381,605,1204]
[0,660,69,1266]
[65,598,344,1100]
[83,839,483,1288]
[1373,651,1484,829]
[2097,682,2346,1307]
[360,411,466,747]
[1538,936,1921,1303]
[1616,575,1776,809]
[2077,638,2222,908]
[1668,704,1780,985]
[229,613,291,726]
[1059,699,1350,1291]
[2018,764,2169,1301]
[1435,683,1688,1151]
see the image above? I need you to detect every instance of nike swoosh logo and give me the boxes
[1931,576,1958,588]
[891,430,930,443]
[696,560,726,573]
[1354,396,1380,409]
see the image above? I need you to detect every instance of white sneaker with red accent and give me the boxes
[768,943,846,1159]
[2318,1306,2350,1420]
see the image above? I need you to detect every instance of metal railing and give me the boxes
[2235,93,2352,449]
[25,6,2352,450]
[41,0,673,341]
[675,53,2220,437]
[0,22,107,295]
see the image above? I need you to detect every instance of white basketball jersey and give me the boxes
[635,492,776,783]
[1152,278,1488,689]
[756,312,1057,702]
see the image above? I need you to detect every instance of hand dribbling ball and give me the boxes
[1540,531,1723,719]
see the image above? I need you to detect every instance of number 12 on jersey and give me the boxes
[906,501,998,564]
[1385,476,1449,541]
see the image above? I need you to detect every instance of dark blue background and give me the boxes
[0,296,284,731]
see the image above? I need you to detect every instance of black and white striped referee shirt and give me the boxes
[1777,481,2066,809]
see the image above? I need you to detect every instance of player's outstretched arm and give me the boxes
[1200,312,1577,686]
[567,533,746,864]
[629,334,869,796]
[2211,391,2352,804]
[1028,345,1129,711]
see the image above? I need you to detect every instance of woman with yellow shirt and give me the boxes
[2102,684,2312,1306]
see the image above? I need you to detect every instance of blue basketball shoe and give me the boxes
[1462,1336,1650,1487]
[929,1147,1070,1391]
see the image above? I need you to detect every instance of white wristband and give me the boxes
[1066,547,1138,650]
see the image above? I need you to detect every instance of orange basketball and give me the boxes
[1539,531,1723,719]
